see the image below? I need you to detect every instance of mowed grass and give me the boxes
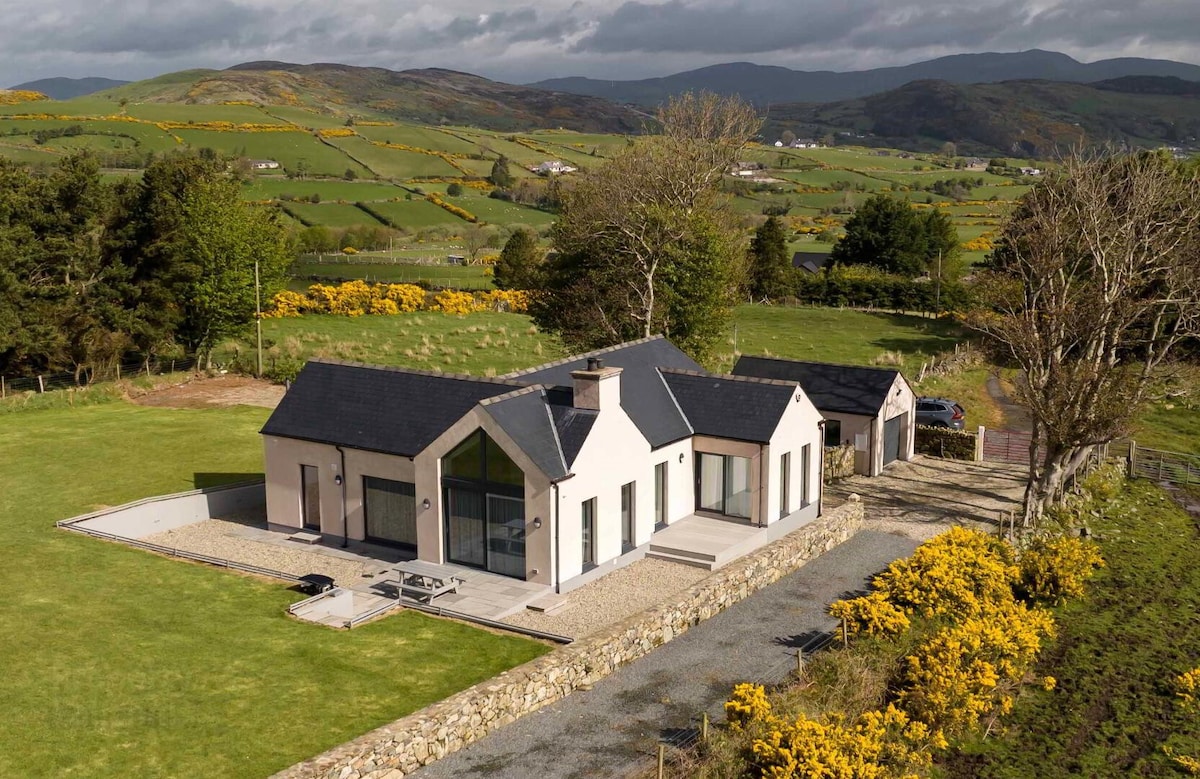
[289,261,494,290]
[280,201,384,228]
[944,480,1200,777]
[364,198,471,229]
[452,194,557,227]
[325,136,461,179]
[173,129,370,178]
[722,305,964,373]
[243,177,406,202]
[257,312,563,373]
[0,402,548,778]
[352,124,482,155]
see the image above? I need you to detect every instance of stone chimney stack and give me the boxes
[571,358,622,411]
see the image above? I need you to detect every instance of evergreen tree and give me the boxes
[830,194,959,277]
[489,155,514,188]
[493,228,542,290]
[747,216,793,301]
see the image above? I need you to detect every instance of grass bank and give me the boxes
[0,402,549,777]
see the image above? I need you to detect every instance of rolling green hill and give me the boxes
[764,77,1200,156]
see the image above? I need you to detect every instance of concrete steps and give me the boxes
[646,544,719,570]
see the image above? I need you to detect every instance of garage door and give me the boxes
[883,415,903,466]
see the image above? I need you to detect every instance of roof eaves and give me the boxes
[660,366,802,389]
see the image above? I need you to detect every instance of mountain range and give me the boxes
[9,76,129,100]
[532,50,1200,106]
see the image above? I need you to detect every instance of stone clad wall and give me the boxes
[271,499,864,779]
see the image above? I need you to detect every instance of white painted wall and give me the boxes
[766,385,825,523]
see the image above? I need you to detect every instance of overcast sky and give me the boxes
[5,0,1200,88]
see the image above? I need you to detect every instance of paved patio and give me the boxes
[647,508,823,570]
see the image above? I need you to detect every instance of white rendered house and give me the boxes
[261,337,826,592]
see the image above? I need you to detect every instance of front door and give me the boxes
[300,465,321,531]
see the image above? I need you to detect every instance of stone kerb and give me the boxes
[271,498,864,779]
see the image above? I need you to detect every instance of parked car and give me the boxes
[916,397,966,429]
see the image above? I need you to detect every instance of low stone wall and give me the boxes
[914,425,977,460]
[271,499,864,779]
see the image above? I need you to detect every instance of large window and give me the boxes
[363,476,417,548]
[442,430,526,577]
[621,481,636,551]
[779,452,791,519]
[695,453,752,519]
[654,462,668,529]
[581,497,596,567]
[824,420,842,447]
[300,465,320,531]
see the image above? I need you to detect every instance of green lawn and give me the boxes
[944,479,1200,777]
[290,261,494,290]
[252,312,562,373]
[0,402,548,777]
[723,305,964,373]
[281,201,384,228]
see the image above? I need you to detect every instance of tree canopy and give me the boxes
[972,151,1200,524]
[747,216,793,301]
[830,194,960,277]
[493,228,542,291]
[530,91,759,364]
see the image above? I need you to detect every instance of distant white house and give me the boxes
[534,161,576,175]
[790,139,820,149]
[774,140,784,147]
[1020,167,1043,176]
[250,159,281,170]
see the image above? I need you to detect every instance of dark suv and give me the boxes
[916,397,966,429]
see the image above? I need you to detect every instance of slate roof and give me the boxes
[660,369,798,444]
[480,387,570,481]
[545,386,596,468]
[260,360,520,458]
[791,251,833,274]
[504,336,700,449]
[732,355,904,417]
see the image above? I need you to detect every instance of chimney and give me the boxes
[570,359,622,411]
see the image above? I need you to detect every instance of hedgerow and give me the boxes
[263,281,529,318]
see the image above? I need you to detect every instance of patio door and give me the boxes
[300,465,321,531]
[486,494,526,578]
[695,453,752,519]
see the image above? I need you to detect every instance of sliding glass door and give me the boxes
[442,429,526,577]
[695,452,753,519]
[363,476,417,548]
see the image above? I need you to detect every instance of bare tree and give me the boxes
[461,224,492,264]
[971,151,1200,525]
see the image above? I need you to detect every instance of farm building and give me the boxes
[260,337,826,592]
[732,356,916,477]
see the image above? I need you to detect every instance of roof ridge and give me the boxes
[307,357,528,386]
[734,354,903,376]
[499,335,667,378]
[660,367,801,389]
[477,384,547,406]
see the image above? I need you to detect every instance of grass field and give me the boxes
[362,198,471,229]
[243,177,406,202]
[123,103,289,124]
[252,312,561,373]
[280,201,385,228]
[352,124,482,155]
[945,479,1200,777]
[326,136,462,179]
[453,194,557,227]
[0,402,548,777]
[173,129,371,178]
[289,261,494,290]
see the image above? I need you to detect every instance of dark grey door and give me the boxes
[883,415,903,465]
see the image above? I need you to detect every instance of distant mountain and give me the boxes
[10,77,129,100]
[98,62,645,133]
[531,50,1200,106]
[762,76,1200,156]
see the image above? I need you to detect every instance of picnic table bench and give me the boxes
[392,560,463,603]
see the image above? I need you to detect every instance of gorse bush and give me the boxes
[828,592,911,638]
[264,281,530,318]
[1017,535,1105,605]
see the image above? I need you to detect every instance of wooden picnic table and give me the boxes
[392,560,463,603]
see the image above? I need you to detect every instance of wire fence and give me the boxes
[1,354,199,398]
[612,630,843,778]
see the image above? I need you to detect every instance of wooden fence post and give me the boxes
[1128,440,1137,478]
[796,649,804,678]
[841,618,849,647]
[37,375,44,393]
[1,375,5,399]
[701,712,709,743]
[657,744,665,779]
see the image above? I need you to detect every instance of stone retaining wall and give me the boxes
[271,498,864,779]
[914,425,977,460]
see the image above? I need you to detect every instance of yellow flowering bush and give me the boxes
[425,193,478,222]
[431,290,483,315]
[306,281,374,316]
[0,90,48,105]
[1177,668,1200,713]
[750,705,937,779]
[1018,535,1105,604]
[381,283,427,313]
[829,592,911,638]
[478,289,530,313]
[263,290,310,318]
[368,298,399,316]
[318,127,357,138]
[873,527,1019,619]
[900,600,1054,738]
[725,683,772,730]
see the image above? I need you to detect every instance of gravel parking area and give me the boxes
[142,518,377,584]
[827,456,1027,540]
[503,558,708,638]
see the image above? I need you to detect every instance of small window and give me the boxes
[824,420,842,447]
[621,482,636,550]
[779,452,790,518]
[654,462,668,529]
[581,497,596,567]
[800,444,811,507]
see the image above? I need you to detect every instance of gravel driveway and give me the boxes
[411,529,918,779]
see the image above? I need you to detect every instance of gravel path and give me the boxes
[413,530,918,779]
[503,558,708,638]
[142,519,376,583]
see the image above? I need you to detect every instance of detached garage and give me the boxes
[732,356,916,476]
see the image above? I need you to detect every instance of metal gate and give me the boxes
[982,429,1033,464]
[1132,446,1200,486]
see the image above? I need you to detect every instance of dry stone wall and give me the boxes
[271,499,864,779]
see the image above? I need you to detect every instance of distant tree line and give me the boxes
[0,152,291,380]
